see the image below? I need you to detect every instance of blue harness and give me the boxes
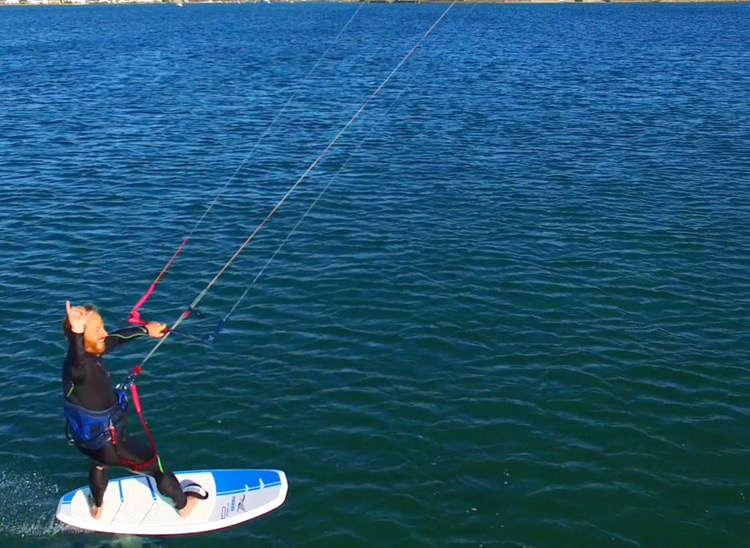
[64,390,127,451]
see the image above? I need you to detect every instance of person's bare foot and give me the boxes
[178,495,200,518]
[90,504,103,520]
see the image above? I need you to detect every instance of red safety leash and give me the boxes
[112,366,159,471]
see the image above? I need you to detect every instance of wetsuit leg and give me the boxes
[82,435,187,510]
[88,463,108,507]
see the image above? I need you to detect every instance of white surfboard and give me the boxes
[56,469,288,535]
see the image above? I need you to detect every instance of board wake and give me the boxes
[56,469,287,535]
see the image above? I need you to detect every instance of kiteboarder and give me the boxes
[62,301,205,519]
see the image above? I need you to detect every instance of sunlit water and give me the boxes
[1,2,749,546]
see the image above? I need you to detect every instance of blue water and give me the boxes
[1,2,749,546]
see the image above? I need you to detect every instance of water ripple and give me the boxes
[1,3,750,547]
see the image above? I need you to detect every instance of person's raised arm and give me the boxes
[64,300,91,386]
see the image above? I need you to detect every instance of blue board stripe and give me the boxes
[216,480,283,497]
[60,492,75,505]
[118,479,124,502]
[211,469,283,495]
[146,477,156,500]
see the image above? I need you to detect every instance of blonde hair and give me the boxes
[62,303,98,337]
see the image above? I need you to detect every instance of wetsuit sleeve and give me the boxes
[65,331,89,385]
[104,326,149,353]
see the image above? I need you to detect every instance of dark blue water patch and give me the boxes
[1,2,750,547]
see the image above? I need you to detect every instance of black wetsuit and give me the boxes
[62,327,187,510]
